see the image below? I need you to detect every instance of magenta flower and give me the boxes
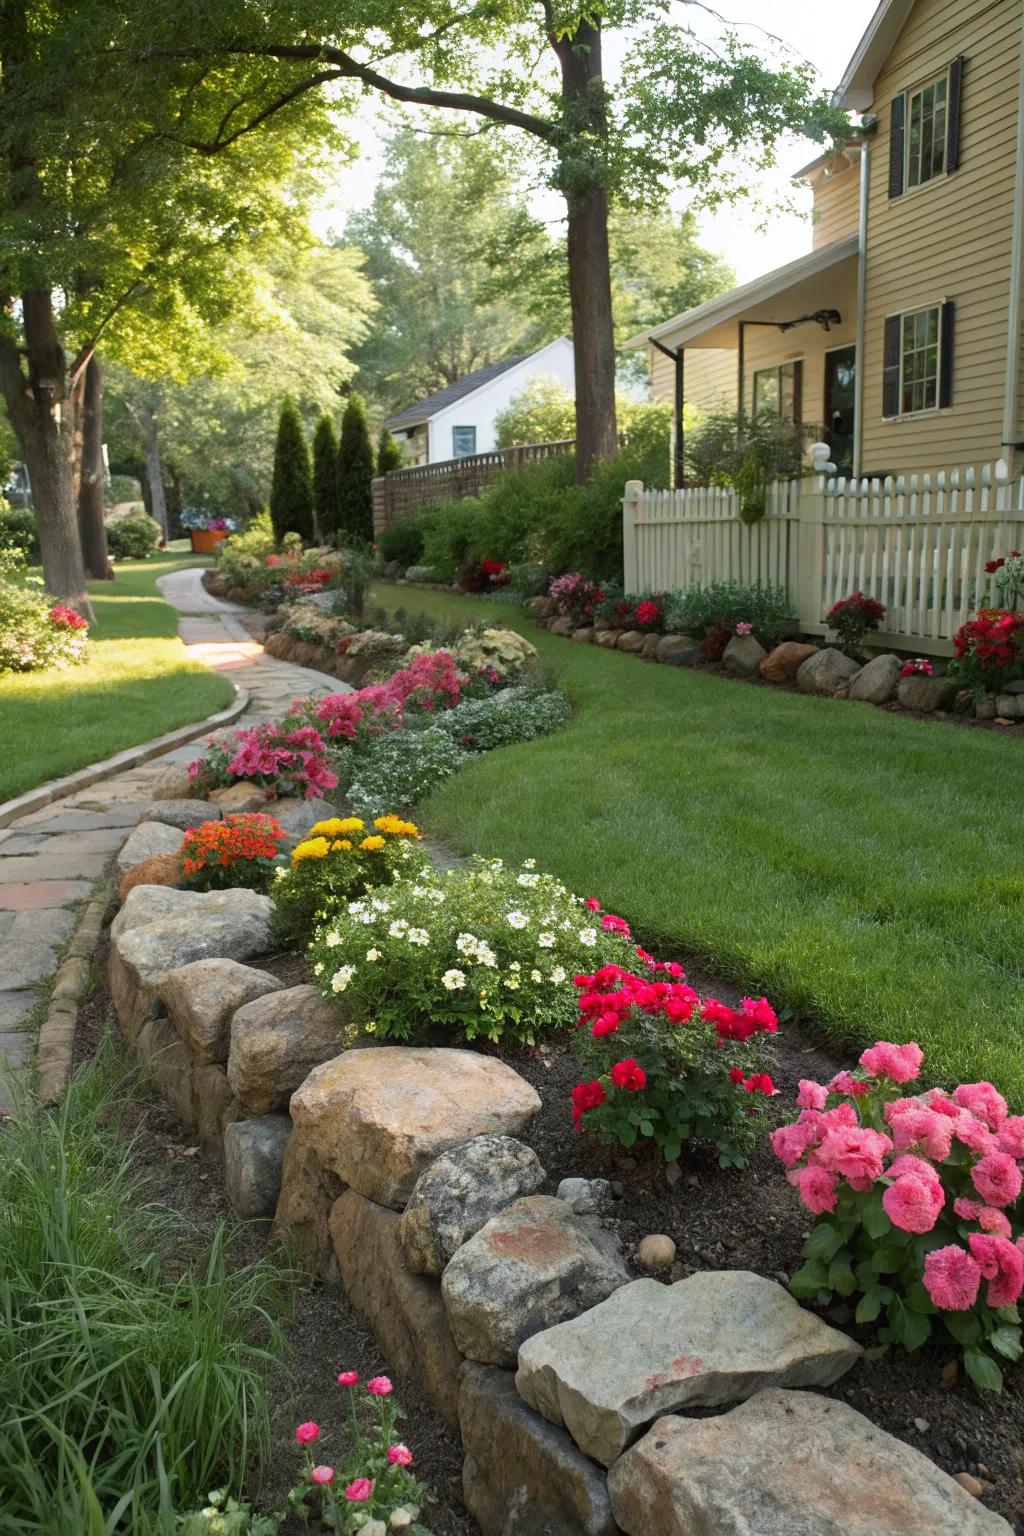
[923,1245,982,1311]
[796,1080,828,1112]
[311,1466,335,1486]
[345,1478,374,1502]
[336,1371,359,1387]
[735,621,753,635]
[387,1444,414,1467]
[294,1421,320,1445]
[971,1151,1023,1208]
[953,1081,1009,1130]
[882,1172,944,1233]
[858,1040,923,1084]
[968,1233,1024,1307]
[366,1375,393,1397]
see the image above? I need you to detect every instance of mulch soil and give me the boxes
[76,912,1024,1532]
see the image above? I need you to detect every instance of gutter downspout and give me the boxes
[853,131,872,480]
[1001,20,1024,475]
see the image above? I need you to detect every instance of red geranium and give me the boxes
[49,603,88,631]
[572,1079,606,1128]
[610,1057,647,1091]
[634,600,660,628]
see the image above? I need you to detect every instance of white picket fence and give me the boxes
[623,461,1024,653]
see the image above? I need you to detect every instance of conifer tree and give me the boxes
[336,392,374,542]
[269,398,314,542]
[312,413,339,539]
[376,426,404,476]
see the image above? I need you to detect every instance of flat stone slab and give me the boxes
[400,1135,546,1276]
[0,854,110,884]
[289,1046,541,1209]
[442,1195,630,1368]
[0,880,93,911]
[607,1390,1012,1536]
[516,1271,862,1468]
[1,827,128,856]
[0,908,77,991]
[141,799,221,831]
[9,805,144,831]
[115,821,184,873]
[0,990,39,1031]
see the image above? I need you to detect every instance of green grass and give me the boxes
[0,1043,292,1534]
[0,553,235,801]
[370,583,1024,1099]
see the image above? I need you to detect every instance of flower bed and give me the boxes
[0,582,89,674]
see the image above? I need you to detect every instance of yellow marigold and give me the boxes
[310,817,346,838]
[330,839,353,851]
[360,835,386,852]
[337,816,365,833]
[374,814,421,838]
[291,836,330,865]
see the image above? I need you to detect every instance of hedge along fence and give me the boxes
[371,439,575,537]
[623,458,1024,657]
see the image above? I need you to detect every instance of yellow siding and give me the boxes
[860,0,1022,475]
[647,344,736,416]
[809,156,861,249]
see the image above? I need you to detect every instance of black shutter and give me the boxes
[939,301,955,408]
[888,93,906,197]
[947,55,964,171]
[792,359,804,425]
[882,315,901,418]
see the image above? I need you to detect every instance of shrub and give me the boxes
[308,856,636,1046]
[271,813,428,942]
[312,414,340,541]
[451,626,538,681]
[571,938,780,1167]
[436,687,570,753]
[827,590,886,650]
[404,564,441,583]
[685,408,813,521]
[181,814,287,892]
[494,377,576,448]
[215,512,279,602]
[105,507,162,559]
[189,722,339,800]
[270,398,314,543]
[507,561,552,598]
[595,589,667,633]
[950,609,1024,695]
[773,1042,1024,1391]
[337,392,375,543]
[0,583,88,673]
[548,571,606,625]
[0,501,39,563]
[378,519,425,568]
[103,472,142,505]
[988,549,1024,611]
[344,726,466,816]
[377,426,406,477]
[663,581,793,649]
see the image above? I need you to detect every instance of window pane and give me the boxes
[780,362,797,421]
[898,306,941,415]
[903,314,916,349]
[753,370,779,416]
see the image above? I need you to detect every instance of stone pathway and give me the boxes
[0,567,348,1109]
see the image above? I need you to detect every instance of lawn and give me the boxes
[370,582,1024,1099]
[1,552,235,802]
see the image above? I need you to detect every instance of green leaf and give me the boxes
[870,1243,904,1275]
[861,1197,892,1241]
[855,1289,883,1324]
[964,1349,1004,1393]
[944,1312,983,1348]
[828,1255,857,1297]
[789,1259,829,1298]
[805,1223,846,1263]
[988,1325,1023,1362]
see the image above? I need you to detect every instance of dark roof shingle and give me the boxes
[383,355,527,431]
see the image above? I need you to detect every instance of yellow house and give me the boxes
[634,0,1024,483]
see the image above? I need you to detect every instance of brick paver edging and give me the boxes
[0,685,250,829]
[36,876,113,1103]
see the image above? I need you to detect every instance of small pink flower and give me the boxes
[952,1115,998,1155]
[827,1070,869,1098]
[311,1466,335,1486]
[997,1116,1024,1158]
[295,1422,320,1445]
[345,1478,374,1502]
[816,1125,892,1184]
[972,1151,1023,1208]
[585,897,601,912]
[954,1196,982,1222]
[886,1106,955,1162]
[796,1080,828,1112]
[336,1371,359,1387]
[791,1163,839,1215]
[923,1245,982,1311]
[968,1233,1024,1307]
[735,621,753,635]
[979,1207,1013,1238]
[366,1375,393,1397]
[387,1444,414,1467]
[882,1172,944,1233]
[953,1082,1009,1130]
[858,1041,923,1084]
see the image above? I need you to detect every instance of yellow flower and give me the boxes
[309,817,346,838]
[291,836,330,865]
[330,838,353,851]
[337,816,365,834]
[374,814,421,838]
[360,835,386,852]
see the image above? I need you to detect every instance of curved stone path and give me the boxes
[0,567,348,1109]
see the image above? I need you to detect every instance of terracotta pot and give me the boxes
[190,528,228,553]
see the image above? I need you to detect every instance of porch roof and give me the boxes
[626,233,859,353]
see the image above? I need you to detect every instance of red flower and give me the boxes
[572,1079,606,1127]
[591,1012,621,1038]
[742,1073,777,1095]
[985,557,1006,574]
[610,1058,647,1092]
[635,600,660,627]
[585,897,601,912]
[729,1067,745,1084]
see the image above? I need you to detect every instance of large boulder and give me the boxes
[896,674,958,712]
[848,653,902,704]
[227,985,352,1115]
[273,1131,344,1276]
[722,634,767,678]
[193,1063,241,1152]
[516,1271,861,1468]
[400,1136,546,1277]
[549,617,576,637]
[616,631,646,655]
[759,642,818,683]
[289,1047,541,1209]
[460,1363,620,1536]
[655,635,700,667]
[594,629,622,649]
[109,885,274,1042]
[115,820,183,874]
[148,763,198,800]
[224,1115,293,1219]
[273,797,341,850]
[796,647,861,696]
[208,782,272,814]
[441,1195,630,1368]
[607,1390,1012,1536]
[159,957,283,1064]
[330,1191,465,1426]
[141,799,221,831]
[135,1015,196,1130]
[994,692,1024,719]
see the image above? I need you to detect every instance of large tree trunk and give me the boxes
[77,354,112,580]
[140,406,169,543]
[552,21,618,483]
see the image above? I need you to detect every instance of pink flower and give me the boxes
[337,1371,359,1387]
[585,897,601,912]
[295,1422,320,1445]
[735,620,753,635]
[387,1444,414,1467]
[971,1152,1023,1208]
[954,1196,982,1223]
[883,1172,944,1233]
[792,1163,839,1215]
[827,1070,869,1098]
[816,1126,892,1184]
[796,1080,828,1112]
[952,1115,998,1155]
[953,1082,1008,1130]
[998,1116,1024,1158]
[311,1466,335,1486]
[887,1153,939,1182]
[968,1233,1024,1307]
[366,1375,393,1397]
[858,1041,923,1084]
[345,1478,374,1502]
[979,1207,1013,1238]
[886,1106,955,1162]
[923,1245,982,1311]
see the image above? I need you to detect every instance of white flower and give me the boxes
[325,930,342,948]
[507,910,528,930]
[331,965,355,994]
[389,919,409,937]
[523,858,537,869]
[372,897,391,912]
[274,866,287,881]
[509,961,521,972]
[456,932,478,954]
[531,969,542,982]
[537,931,556,948]
[358,910,375,925]
[348,900,366,915]
[407,927,430,945]
[506,975,520,990]
[428,889,446,904]
[578,927,598,946]
[550,966,567,984]
[366,948,380,962]
[517,873,539,888]
[477,945,497,968]
[442,968,466,990]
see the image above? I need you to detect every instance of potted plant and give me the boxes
[182,507,235,553]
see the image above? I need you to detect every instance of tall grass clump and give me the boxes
[0,1043,292,1534]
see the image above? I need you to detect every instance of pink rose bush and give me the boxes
[774,1040,1024,1390]
[571,919,779,1167]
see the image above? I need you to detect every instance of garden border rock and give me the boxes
[36,875,114,1103]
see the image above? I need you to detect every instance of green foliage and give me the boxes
[0,502,39,563]
[686,410,815,521]
[103,472,143,506]
[336,393,375,542]
[376,427,405,476]
[0,1042,292,1533]
[378,519,425,567]
[343,726,466,818]
[312,414,340,541]
[494,379,577,449]
[270,399,314,543]
[0,581,89,673]
[105,508,162,560]
[215,511,278,601]
[663,581,794,648]
[435,687,571,753]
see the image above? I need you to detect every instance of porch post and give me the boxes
[675,347,686,487]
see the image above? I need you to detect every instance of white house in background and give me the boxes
[383,337,575,466]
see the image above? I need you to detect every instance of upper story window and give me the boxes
[752,360,802,422]
[888,55,963,199]
[452,425,476,458]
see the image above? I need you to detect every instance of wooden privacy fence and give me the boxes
[372,438,574,537]
[623,461,1024,655]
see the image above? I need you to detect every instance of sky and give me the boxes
[314,0,880,286]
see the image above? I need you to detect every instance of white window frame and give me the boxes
[898,304,942,416]
[905,69,951,191]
